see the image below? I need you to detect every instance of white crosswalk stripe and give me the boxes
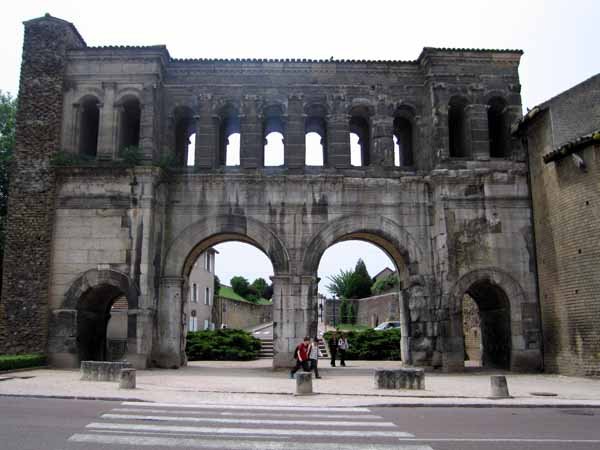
[67,402,435,449]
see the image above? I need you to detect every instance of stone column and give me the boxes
[156,276,184,368]
[271,274,319,369]
[70,102,81,154]
[284,95,305,169]
[240,96,262,168]
[371,115,395,167]
[466,104,489,160]
[195,95,219,169]
[327,113,350,168]
[139,84,156,162]
[97,82,116,160]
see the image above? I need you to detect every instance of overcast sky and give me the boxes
[1,0,598,295]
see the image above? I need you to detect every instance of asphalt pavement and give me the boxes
[2,396,600,450]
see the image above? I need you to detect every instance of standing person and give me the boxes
[338,333,349,367]
[309,336,322,379]
[289,336,311,378]
[328,331,338,367]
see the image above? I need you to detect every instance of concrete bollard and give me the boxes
[295,372,313,396]
[375,368,425,390]
[119,368,136,389]
[490,375,510,398]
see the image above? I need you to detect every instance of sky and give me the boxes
[1,0,598,295]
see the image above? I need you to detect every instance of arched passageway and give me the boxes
[461,281,511,369]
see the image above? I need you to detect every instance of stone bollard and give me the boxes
[490,375,510,399]
[80,361,132,382]
[119,368,136,389]
[375,368,425,390]
[295,372,313,396]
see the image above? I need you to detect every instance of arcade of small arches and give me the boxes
[72,93,513,166]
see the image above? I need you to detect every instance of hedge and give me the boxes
[186,329,261,361]
[324,328,402,360]
[0,354,46,371]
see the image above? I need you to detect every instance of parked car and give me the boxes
[373,321,401,331]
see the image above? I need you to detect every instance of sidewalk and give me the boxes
[1,359,600,407]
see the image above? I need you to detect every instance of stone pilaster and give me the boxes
[155,276,185,368]
[125,308,154,368]
[371,115,395,167]
[271,274,319,369]
[97,82,116,160]
[284,95,305,169]
[139,84,155,161]
[0,15,86,355]
[467,104,490,160]
[240,96,262,168]
[327,113,350,168]
[195,95,219,168]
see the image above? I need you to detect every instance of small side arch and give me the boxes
[62,269,140,310]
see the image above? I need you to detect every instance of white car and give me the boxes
[373,321,401,331]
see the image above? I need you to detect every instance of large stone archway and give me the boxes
[156,214,291,368]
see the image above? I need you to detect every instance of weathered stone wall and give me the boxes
[518,74,600,376]
[1,16,541,373]
[214,297,272,331]
[355,292,399,327]
[0,15,85,354]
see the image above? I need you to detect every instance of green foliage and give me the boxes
[157,153,176,170]
[120,145,143,166]
[0,91,16,291]
[326,259,372,299]
[326,269,354,298]
[251,278,268,298]
[213,275,221,300]
[0,353,46,371]
[230,276,250,298]
[186,329,261,361]
[323,328,401,360]
[50,151,95,166]
[371,273,400,295]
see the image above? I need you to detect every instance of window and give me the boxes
[448,97,469,157]
[204,253,211,272]
[78,97,100,158]
[118,97,141,151]
[189,315,198,332]
[218,105,240,166]
[204,287,211,305]
[393,116,414,167]
[204,319,210,330]
[349,115,370,166]
[488,97,509,158]
[173,106,195,166]
[304,104,327,166]
[263,109,285,167]
[192,283,198,303]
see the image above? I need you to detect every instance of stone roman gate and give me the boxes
[0,15,542,372]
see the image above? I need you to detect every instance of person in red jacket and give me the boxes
[289,336,311,378]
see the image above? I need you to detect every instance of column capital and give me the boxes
[160,276,184,287]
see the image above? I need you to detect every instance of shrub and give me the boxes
[323,328,401,360]
[0,353,46,371]
[51,151,95,166]
[186,329,261,361]
[120,145,143,166]
[230,276,250,298]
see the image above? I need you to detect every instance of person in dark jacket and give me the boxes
[289,336,311,378]
[328,331,338,367]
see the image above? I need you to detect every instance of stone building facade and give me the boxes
[0,14,541,372]
[213,295,273,331]
[515,74,600,376]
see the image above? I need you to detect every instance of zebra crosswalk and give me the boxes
[67,401,435,449]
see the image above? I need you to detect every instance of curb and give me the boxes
[0,393,148,402]
[0,366,50,375]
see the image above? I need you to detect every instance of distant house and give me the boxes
[372,267,395,283]
[185,248,218,331]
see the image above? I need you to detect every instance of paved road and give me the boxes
[1,396,600,449]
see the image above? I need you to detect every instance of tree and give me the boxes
[251,277,268,298]
[348,259,372,299]
[348,302,357,325]
[262,284,273,300]
[0,91,16,291]
[340,298,350,323]
[326,268,354,298]
[230,276,250,298]
[213,275,221,299]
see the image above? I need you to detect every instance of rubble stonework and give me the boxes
[515,74,600,377]
[0,15,542,372]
